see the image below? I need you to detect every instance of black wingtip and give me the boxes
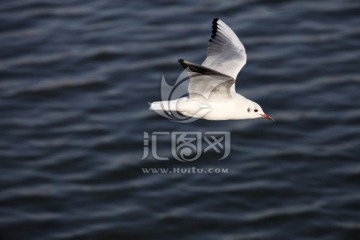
[210,18,219,41]
[178,59,186,68]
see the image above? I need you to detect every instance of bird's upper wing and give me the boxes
[201,18,247,80]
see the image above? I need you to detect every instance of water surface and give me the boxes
[0,0,359,239]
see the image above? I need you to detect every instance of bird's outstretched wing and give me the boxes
[201,18,247,80]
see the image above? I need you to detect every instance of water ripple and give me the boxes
[0,0,359,239]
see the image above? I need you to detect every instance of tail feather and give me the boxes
[149,100,176,111]
[149,98,187,112]
[149,101,166,111]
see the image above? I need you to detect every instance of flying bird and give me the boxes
[150,18,273,121]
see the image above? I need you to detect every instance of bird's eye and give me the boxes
[254,109,258,112]
[247,107,250,113]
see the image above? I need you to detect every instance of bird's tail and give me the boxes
[149,100,178,111]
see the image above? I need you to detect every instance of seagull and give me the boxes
[150,18,273,121]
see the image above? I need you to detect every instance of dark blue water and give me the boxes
[1,0,359,239]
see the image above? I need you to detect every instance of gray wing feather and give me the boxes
[179,59,235,100]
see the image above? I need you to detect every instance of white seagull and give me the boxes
[150,18,273,121]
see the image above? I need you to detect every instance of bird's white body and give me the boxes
[180,97,246,120]
[151,92,261,121]
[150,18,272,121]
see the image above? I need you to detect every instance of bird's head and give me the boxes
[244,101,273,121]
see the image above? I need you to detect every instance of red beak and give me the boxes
[261,113,273,121]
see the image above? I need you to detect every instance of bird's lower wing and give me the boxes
[179,59,235,100]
